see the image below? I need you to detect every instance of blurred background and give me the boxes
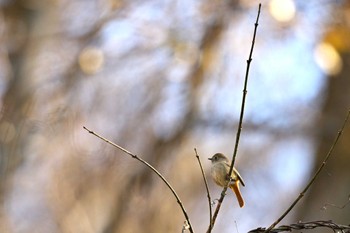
[0,0,350,232]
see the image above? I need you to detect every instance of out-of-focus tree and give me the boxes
[296,2,350,231]
[0,1,348,233]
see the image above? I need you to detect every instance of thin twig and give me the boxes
[83,126,195,233]
[249,220,350,233]
[264,109,350,232]
[194,148,212,232]
[322,194,350,210]
[207,4,261,232]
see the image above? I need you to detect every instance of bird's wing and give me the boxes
[224,162,245,187]
[233,167,245,187]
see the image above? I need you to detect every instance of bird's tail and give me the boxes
[230,181,244,208]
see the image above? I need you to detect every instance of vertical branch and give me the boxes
[231,3,261,167]
[83,126,195,233]
[264,109,350,232]
[194,148,213,232]
[207,4,261,232]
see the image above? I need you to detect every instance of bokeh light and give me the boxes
[269,0,296,23]
[314,42,342,76]
[78,47,104,75]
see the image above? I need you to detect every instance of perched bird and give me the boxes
[208,153,245,207]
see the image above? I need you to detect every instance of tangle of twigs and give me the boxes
[249,220,350,233]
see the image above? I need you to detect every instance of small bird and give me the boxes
[208,153,245,207]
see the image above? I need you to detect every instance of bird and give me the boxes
[208,153,245,207]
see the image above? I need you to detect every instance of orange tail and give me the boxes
[230,181,244,208]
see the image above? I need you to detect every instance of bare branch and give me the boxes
[83,126,195,233]
[208,3,261,231]
[264,109,350,232]
[194,148,212,232]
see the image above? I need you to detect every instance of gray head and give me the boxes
[208,153,229,163]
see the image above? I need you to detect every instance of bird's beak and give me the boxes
[208,158,212,161]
